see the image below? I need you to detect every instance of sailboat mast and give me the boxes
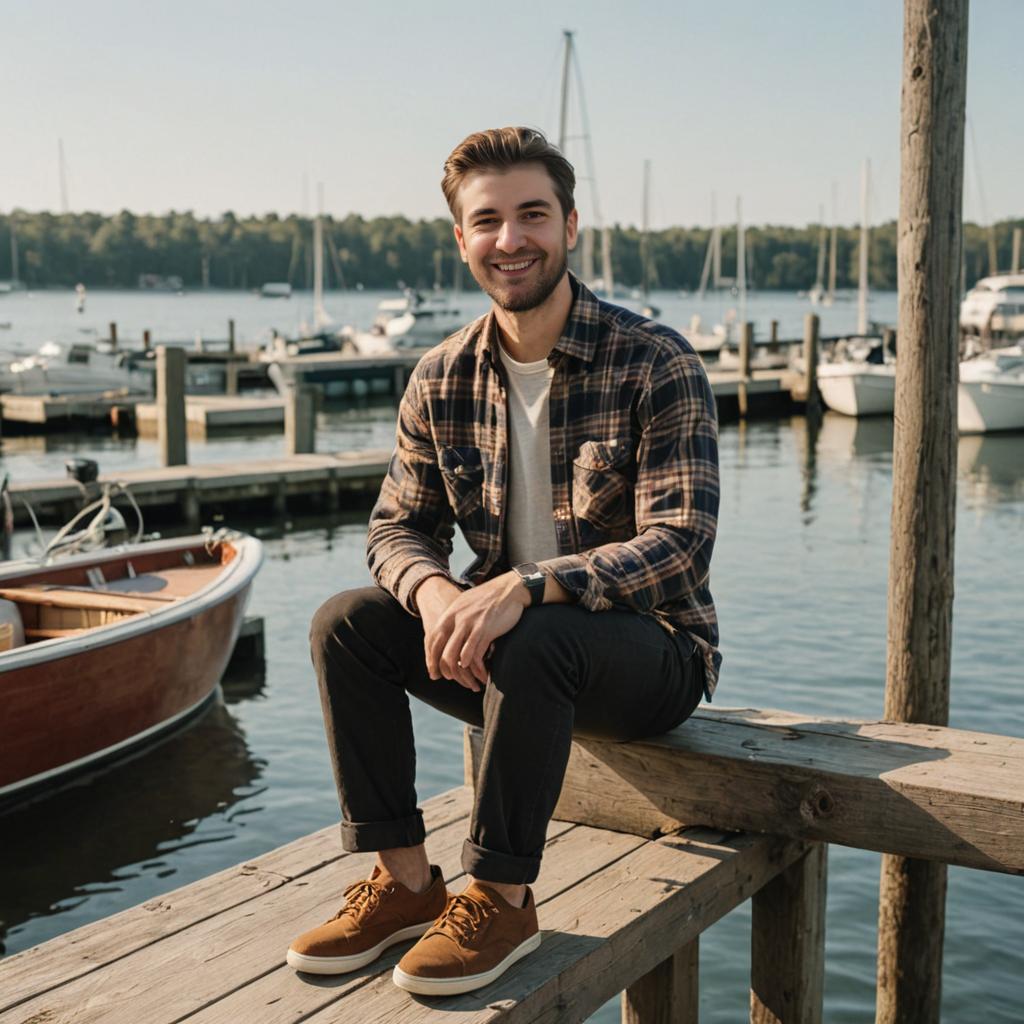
[558,31,573,152]
[827,180,838,303]
[814,204,826,292]
[601,227,613,295]
[736,196,747,331]
[313,183,326,329]
[711,193,721,289]
[857,159,871,335]
[641,160,651,298]
[9,214,19,285]
[58,139,69,214]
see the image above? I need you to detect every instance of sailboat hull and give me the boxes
[958,380,1024,433]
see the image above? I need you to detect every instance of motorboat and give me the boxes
[345,290,463,355]
[960,274,1024,339]
[816,336,895,417]
[958,344,1024,433]
[0,521,262,807]
[0,341,151,396]
[260,282,293,299]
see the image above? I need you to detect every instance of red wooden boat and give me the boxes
[0,532,263,805]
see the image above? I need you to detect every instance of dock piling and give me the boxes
[109,322,118,351]
[878,2,968,1021]
[143,329,151,352]
[285,385,316,455]
[228,319,236,354]
[156,346,188,467]
[802,313,821,413]
[622,939,699,1024]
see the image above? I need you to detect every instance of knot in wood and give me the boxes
[799,785,836,824]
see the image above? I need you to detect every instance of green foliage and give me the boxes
[0,210,1020,291]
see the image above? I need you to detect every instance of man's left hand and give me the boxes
[424,572,529,690]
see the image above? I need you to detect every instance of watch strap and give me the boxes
[513,562,546,607]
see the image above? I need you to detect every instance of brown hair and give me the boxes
[441,127,576,222]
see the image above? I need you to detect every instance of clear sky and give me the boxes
[2,0,1020,230]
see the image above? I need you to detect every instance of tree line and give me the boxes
[0,210,1020,292]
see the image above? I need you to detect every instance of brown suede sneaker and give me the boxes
[286,862,449,975]
[391,880,541,996]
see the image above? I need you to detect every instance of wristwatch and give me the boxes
[513,562,546,607]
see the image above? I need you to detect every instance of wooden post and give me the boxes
[109,322,118,350]
[142,329,151,352]
[225,361,239,397]
[156,345,188,467]
[739,322,753,377]
[227,319,236,354]
[751,843,827,1024]
[622,939,698,1024]
[802,313,820,412]
[769,319,779,352]
[878,4,967,1024]
[1012,227,1022,274]
[285,384,315,455]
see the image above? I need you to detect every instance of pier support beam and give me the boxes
[878,3,967,1023]
[751,843,827,1024]
[622,938,698,1024]
[156,345,188,467]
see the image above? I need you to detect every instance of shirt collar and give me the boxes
[478,272,601,368]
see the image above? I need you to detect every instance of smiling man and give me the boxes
[288,126,721,997]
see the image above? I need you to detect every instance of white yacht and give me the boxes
[345,290,463,355]
[958,344,1024,433]
[960,274,1024,338]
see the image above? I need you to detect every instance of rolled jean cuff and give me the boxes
[339,810,425,852]
[461,838,542,885]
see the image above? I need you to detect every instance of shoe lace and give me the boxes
[331,879,383,921]
[431,891,493,945]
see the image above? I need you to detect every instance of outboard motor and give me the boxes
[66,457,100,485]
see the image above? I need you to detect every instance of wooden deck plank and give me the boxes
[466,707,1024,873]
[0,787,471,1015]
[178,820,645,1024]
[298,828,805,1024]
[0,809,575,1024]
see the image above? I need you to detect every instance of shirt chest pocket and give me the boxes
[439,445,485,520]
[572,438,634,532]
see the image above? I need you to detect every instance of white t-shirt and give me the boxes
[497,343,559,565]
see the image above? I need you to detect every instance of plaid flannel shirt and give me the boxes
[366,275,722,697]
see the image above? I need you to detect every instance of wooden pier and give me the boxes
[6,452,390,526]
[1,707,1018,1023]
[135,395,286,437]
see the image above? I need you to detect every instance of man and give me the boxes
[287,126,720,997]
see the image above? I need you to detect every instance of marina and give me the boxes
[2,4,1022,1022]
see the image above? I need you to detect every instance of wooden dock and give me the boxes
[135,395,286,437]
[2,706,1019,1022]
[6,452,390,526]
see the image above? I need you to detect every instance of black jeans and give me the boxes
[310,586,704,885]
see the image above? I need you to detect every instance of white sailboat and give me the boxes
[808,205,827,305]
[818,159,896,417]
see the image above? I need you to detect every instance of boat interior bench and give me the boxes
[0,584,175,639]
[2,709,1019,1023]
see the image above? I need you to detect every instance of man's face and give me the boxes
[453,164,578,313]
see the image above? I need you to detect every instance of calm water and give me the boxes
[0,288,1021,1022]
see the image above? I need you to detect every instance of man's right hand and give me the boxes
[414,575,483,692]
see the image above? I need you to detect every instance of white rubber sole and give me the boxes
[391,930,542,996]
[286,921,434,975]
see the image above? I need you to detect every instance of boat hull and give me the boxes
[0,536,261,803]
[958,380,1024,433]
[818,367,896,417]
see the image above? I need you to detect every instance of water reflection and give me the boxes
[0,695,265,956]
[958,433,1024,506]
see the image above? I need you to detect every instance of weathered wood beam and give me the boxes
[879,2,969,1021]
[751,843,827,1024]
[622,939,699,1024]
[464,708,1024,874]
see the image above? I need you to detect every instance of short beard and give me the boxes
[481,248,568,313]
